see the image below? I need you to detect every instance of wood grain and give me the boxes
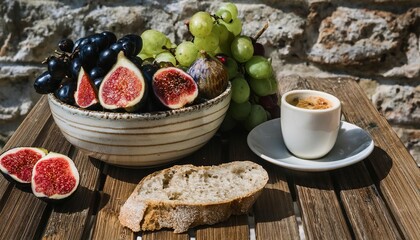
[320,77,420,239]
[92,164,147,240]
[229,131,300,240]
[333,162,401,239]
[0,99,73,240]
[0,96,51,199]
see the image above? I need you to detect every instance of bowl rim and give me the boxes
[48,81,231,120]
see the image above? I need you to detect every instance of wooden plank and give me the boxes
[333,162,401,239]
[0,96,51,199]
[229,131,300,240]
[279,76,352,239]
[92,164,147,240]
[292,171,352,239]
[41,149,103,240]
[316,77,420,239]
[142,230,189,240]
[0,112,73,239]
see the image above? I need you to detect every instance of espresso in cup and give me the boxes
[281,90,341,159]
[290,96,332,110]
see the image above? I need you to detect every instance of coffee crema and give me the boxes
[290,96,332,110]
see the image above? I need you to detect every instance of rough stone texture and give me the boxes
[394,127,420,166]
[0,0,419,162]
[372,84,420,125]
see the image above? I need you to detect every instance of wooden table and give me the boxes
[0,76,419,240]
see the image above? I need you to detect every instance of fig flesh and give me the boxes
[152,67,198,109]
[0,147,47,183]
[99,51,147,112]
[74,67,99,108]
[31,152,79,200]
[187,51,229,99]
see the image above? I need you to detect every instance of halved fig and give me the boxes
[74,67,99,108]
[152,67,198,109]
[31,152,79,200]
[99,51,147,112]
[0,147,47,183]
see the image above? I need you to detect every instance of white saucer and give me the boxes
[247,119,374,172]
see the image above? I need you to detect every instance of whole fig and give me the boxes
[187,51,229,99]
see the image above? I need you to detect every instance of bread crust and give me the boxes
[119,161,268,233]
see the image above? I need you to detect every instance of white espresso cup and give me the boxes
[281,90,341,159]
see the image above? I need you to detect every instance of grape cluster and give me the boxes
[137,2,279,131]
[34,31,142,105]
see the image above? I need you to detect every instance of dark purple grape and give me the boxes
[123,34,142,55]
[55,81,76,104]
[121,40,136,57]
[79,37,92,47]
[109,42,123,53]
[98,48,118,70]
[79,43,99,68]
[72,37,84,53]
[89,67,105,80]
[90,33,109,50]
[93,77,103,89]
[128,56,142,68]
[101,31,117,45]
[58,38,74,53]
[140,64,158,85]
[253,42,265,57]
[70,58,82,80]
[47,56,67,79]
[34,71,61,94]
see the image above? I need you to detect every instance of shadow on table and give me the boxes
[286,146,393,191]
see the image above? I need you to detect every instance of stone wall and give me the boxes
[0,0,419,163]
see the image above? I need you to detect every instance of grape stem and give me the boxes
[252,21,269,41]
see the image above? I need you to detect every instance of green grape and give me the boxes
[268,76,278,94]
[141,30,172,56]
[231,77,250,104]
[216,9,232,23]
[231,36,254,63]
[138,50,153,60]
[244,104,268,131]
[154,51,177,66]
[220,18,242,36]
[249,77,273,96]
[189,11,214,37]
[194,31,219,52]
[212,24,229,44]
[225,57,238,79]
[219,2,238,20]
[230,101,251,121]
[175,41,198,67]
[245,56,273,80]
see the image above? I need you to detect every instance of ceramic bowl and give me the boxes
[47,83,231,167]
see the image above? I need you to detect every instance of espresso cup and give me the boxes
[280,90,341,159]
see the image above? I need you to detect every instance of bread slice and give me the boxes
[119,161,268,233]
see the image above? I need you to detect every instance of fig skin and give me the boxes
[99,51,148,112]
[31,152,79,200]
[187,51,229,99]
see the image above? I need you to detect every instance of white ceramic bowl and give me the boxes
[48,83,231,167]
